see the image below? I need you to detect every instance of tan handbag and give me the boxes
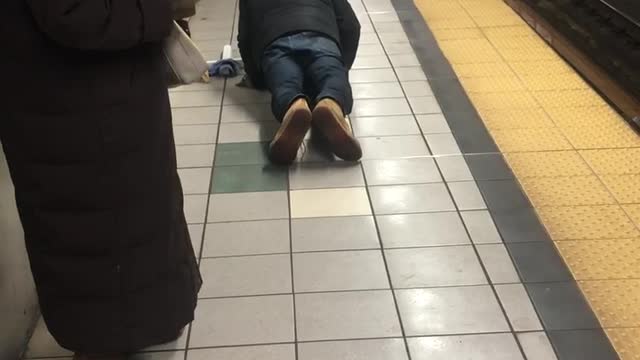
[163,21,209,88]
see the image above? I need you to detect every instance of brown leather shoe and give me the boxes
[269,98,312,164]
[312,99,362,161]
[73,354,127,360]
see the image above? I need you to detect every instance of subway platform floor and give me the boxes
[22,0,640,359]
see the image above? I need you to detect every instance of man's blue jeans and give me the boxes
[261,32,353,121]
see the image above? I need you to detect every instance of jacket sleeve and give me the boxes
[26,0,173,50]
[171,0,197,20]
[237,0,264,88]
[332,0,361,70]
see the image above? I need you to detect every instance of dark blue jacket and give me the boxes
[238,0,361,88]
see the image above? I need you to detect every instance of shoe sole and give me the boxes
[269,107,311,164]
[313,106,362,161]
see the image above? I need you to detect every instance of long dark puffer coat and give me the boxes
[0,0,202,353]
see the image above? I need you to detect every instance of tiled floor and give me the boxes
[23,0,612,359]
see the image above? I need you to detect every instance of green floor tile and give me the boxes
[212,164,288,193]
[215,142,270,166]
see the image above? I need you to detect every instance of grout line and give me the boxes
[182,2,239,358]
[197,238,589,259]
[359,4,417,360]
[287,149,300,360]
[196,281,574,301]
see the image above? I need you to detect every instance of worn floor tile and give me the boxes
[203,219,289,257]
[352,98,412,117]
[200,254,291,297]
[296,290,402,341]
[476,244,521,283]
[401,81,434,97]
[298,338,408,360]
[351,115,421,137]
[357,43,386,56]
[375,21,404,33]
[184,194,208,224]
[417,114,451,134]
[289,163,365,190]
[396,286,510,336]
[516,332,558,360]
[352,82,403,98]
[359,135,431,159]
[188,344,295,360]
[290,188,372,218]
[495,284,543,331]
[220,103,275,123]
[378,212,470,247]
[172,106,220,125]
[208,191,289,222]
[408,96,442,114]
[214,142,270,166]
[370,12,401,23]
[448,181,487,210]
[190,295,294,347]
[436,156,474,182]
[211,164,288,193]
[170,91,223,108]
[385,42,415,55]
[178,168,212,195]
[360,32,383,45]
[460,211,503,244]
[390,53,421,67]
[386,246,487,287]
[176,144,215,168]
[369,183,456,215]
[174,125,218,145]
[425,133,462,155]
[350,68,398,83]
[363,158,442,185]
[395,67,428,81]
[291,216,380,252]
[218,121,278,143]
[380,32,410,45]
[293,250,389,292]
[223,86,271,105]
[408,334,524,360]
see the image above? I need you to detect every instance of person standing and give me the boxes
[0,1,201,359]
[238,0,362,164]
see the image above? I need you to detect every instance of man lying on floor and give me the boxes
[238,0,362,164]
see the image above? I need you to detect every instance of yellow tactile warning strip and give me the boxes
[415,0,640,358]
